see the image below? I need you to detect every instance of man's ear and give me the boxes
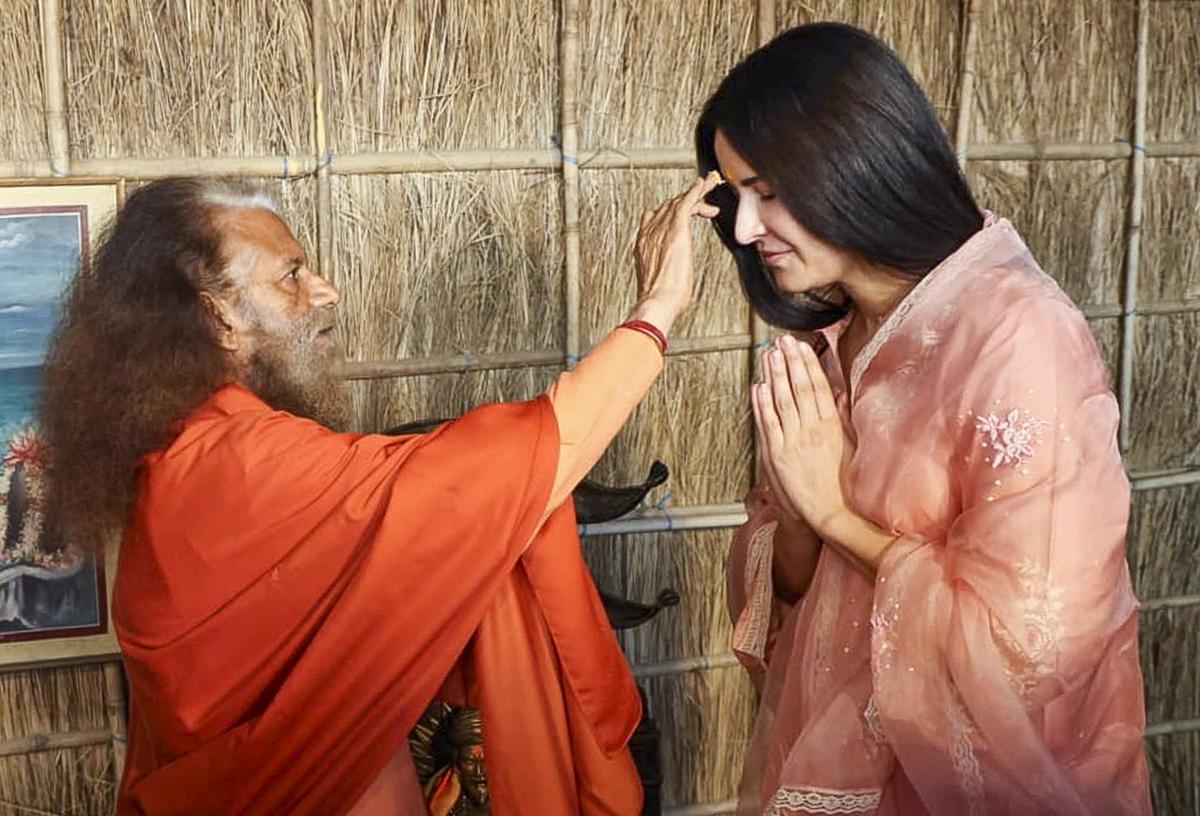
[199,291,241,352]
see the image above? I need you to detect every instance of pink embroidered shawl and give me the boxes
[727,215,1152,816]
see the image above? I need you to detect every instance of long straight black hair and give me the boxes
[696,23,983,330]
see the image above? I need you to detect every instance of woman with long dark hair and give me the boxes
[696,23,1151,816]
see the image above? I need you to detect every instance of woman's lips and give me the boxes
[760,249,791,266]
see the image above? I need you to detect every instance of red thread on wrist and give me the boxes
[618,319,668,355]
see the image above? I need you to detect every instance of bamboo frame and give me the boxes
[6,142,1199,182]
[560,0,582,366]
[337,333,752,379]
[580,504,750,538]
[311,0,333,277]
[631,652,739,680]
[37,0,69,177]
[103,662,127,783]
[1118,0,1151,454]
[954,0,979,170]
[578,463,1199,538]
[1141,595,1200,612]
[0,729,110,759]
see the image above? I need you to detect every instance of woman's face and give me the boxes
[713,129,858,295]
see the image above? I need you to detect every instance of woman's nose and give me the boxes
[733,197,766,246]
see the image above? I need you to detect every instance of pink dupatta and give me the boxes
[727,215,1152,816]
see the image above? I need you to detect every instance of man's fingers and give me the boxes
[675,173,723,223]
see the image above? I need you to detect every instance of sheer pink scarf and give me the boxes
[727,215,1152,816]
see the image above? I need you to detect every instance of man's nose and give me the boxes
[309,273,341,309]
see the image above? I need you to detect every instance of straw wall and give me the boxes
[0,0,1196,814]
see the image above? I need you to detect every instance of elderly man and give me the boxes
[40,175,720,815]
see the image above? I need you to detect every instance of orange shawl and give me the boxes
[114,384,641,815]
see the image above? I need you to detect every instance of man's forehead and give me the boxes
[215,207,305,269]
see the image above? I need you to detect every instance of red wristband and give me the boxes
[617,319,668,355]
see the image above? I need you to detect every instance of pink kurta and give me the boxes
[728,215,1152,816]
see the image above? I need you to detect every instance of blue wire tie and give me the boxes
[1115,138,1146,154]
[551,135,579,167]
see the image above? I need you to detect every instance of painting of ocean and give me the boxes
[0,207,106,644]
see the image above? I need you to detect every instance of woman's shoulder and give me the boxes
[943,224,1092,350]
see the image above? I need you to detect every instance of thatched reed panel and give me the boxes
[972,0,1136,143]
[1141,159,1200,303]
[1,0,1198,813]
[1146,731,1199,816]
[0,2,46,161]
[348,366,563,434]
[0,664,115,815]
[966,160,1128,307]
[1129,483,1200,600]
[577,0,756,148]
[777,0,962,131]
[1141,606,1200,813]
[580,170,747,345]
[587,350,752,507]
[324,0,559,152]
[639,667,756,808]
[64,0,314,158]
[1129,312,1200,471]
[331,172,563,361]
[1088,317,1122,391]
[1147,0,1199,143]
[586,530,742,664]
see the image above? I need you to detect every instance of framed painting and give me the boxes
[0,179,123,668]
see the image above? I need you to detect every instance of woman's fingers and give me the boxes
[778,336,820,426]
[801,341,838,421]
[782,335,837,422]
[766,348,803,438]
[753,381,785,453]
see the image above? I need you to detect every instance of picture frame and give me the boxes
[0,178,124,669]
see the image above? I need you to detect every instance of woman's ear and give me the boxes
[199,291,242,352]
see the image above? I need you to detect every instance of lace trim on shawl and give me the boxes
[764,786,881,815]
[848,214,1015,398]
[733,521,778,663]
[949,697,985,816]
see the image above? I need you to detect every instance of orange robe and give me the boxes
[114,330,661,815]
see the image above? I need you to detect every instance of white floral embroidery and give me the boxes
[808,558,842,694]
[1016,557,1066,663]
[869,596,901,676]
[863,695,888,745]
[920,324,942,352]
[974,408,1050,469]
[765,786,881,815]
